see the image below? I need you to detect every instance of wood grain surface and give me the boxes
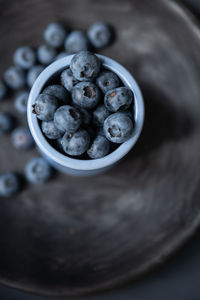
[0,0,200,297]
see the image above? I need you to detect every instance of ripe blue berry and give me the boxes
[65,31,89,53]
[41,120,64,139]
[37,45,56,65]
[54,105,81,133]
[93,104,110,127]
[14,91,29,114]
[27,65,44,88]
[72,82,100,109]
[87,135,110,159]
[61,129,90,156]
[11,127,33,150]
[43,84,69,104]
[25,157,52,184]
[70,51,100,81]
[78,108,91,126]
[87,22,112,49]
[4,66,25,90]
[104,87,133,112]
[104,112,134,143]
[96,70,120,93]
[44,22,66,48]
[0,173,20,197]
[0,80,7,101]
[13,46,36,69]
[60,67,78,92]
[33,93,59,121]
[0,112,13,135]
[55,52,68,61]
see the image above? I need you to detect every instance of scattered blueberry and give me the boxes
[72,81,100,109]
[43,84,69,104]
[44,22,66,48]
[0,173,20,197]
[41,120,64,139]
[0,112,13,135]
[93,104,110,127]
[14,91,29,114]
[27,65,44,88]
[54,105,81,133]
[55,51,68,61]
[37,45,57,65]
[65,31,89,53]
[96,70,120,93]
[4,66,25,90]
[33,93,59,121]
[11,127,33,150]
[0,80,7,101]
[87,135,110,159]
[78,108,91,126]
[104,87,133,112]
[61,129,90,156]
[70,51,100,81]
[87,22,112,49]
[13,46,36,69]
[60,67,78,92]
[104,112,134,143]
[25,157,52,184]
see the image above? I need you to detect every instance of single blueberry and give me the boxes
[65,31,90,53]
[37,45,57,65]
[70,51,101,81]
[61,129,90,156]
[87,135,110,159]
[104,112,134,143]
[0,112,13,135]
[72,81,100,110]
[54,105,81,133]
[44,22,66,48]
[96,70,120,93]
[55,51,68,61]
[0,80,7,101]
[4,66,26,90]
[78,108,91,126]
[33,93,59,121]
[11,127,33,150]
[13,46,36,69]
[27,65,44,88]
[25,157,52,184]
[60,67,78,92]
[87,22,112,49]
[93,104,110,127]
[14,91,29,114]
[104,87,133,112]
[41,120,64,139]
[43,84,69,104]
[0,173,20,197]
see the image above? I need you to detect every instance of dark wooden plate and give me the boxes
[0,0,200,297]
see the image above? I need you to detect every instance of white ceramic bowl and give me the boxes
[27,54,144,176]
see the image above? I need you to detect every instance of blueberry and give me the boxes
[61,129,90,156]
[0,173,20,197]
[78,108,91,126]
[0,112,13,135]
[93,104,110,127]
[4,66,26,90]
[37,45,57,65]
[25,157,52,184]
[33,93,59,121]
[87,22,112,49]
[72,82,100,109]
[60,67,78,92]
[87,135,110,159]
[96,126,105,137]
[41,120,64,139]
[104,87,133,112]
[0,80,7,101]
[27,65,44,88]
[44,22,66,48]
[56,137,63,152]
[13,46,36,69]
[96,70,120,93]
[55,51,68,61]
[54,105,81,133]
[43,84,69,104]
[65,31,89,53]
[11,127,33,150]
[14,91,29,114]
[104,112,134,143]
[70,51,100,81]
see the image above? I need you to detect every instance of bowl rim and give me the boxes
[27,54,144,171]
